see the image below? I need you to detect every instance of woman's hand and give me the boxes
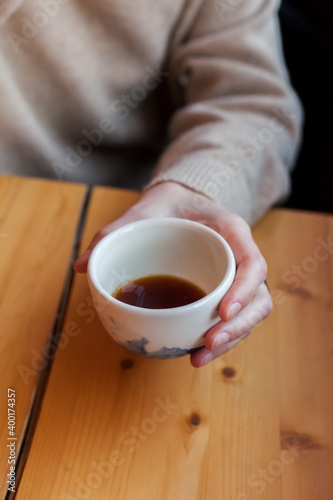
[74,182,272,367]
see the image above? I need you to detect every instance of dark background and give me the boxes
[279,0,333,213]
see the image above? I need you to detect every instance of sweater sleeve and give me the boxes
[147,0,303,225]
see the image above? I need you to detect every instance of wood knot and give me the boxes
[120,359,134,370]
[222,366,236,378]
[281,432,321,452]
[189,413,201,426]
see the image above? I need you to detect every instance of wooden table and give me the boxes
[0,175,332,500]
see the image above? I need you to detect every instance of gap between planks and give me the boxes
[5,186,92,500]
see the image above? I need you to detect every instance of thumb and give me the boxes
[73,214,133,273]
[73,249,92,273]
[73,226,112,274]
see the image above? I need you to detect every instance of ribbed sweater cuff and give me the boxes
[146,152,253,223]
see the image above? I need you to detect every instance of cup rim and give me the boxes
[88,217,236,315]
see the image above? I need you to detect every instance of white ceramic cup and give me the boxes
[87,218,236,359]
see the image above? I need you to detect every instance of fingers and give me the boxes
[73,253,90,273]
[74,223,122,273]
[220,251,267,322]
[189,211,271,368]
[190,333,250,368]
[215,215,268,323]
[190,282,272,367]
[206,282,272,349]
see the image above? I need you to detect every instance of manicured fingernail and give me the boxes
[227,302,241,321]
[212,331,230,350]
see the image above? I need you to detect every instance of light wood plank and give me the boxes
[0,175,87,499]
[15,197,333,500]
[255,209,333,500]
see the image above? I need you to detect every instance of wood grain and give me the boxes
[0,176,86,499]
[255,209,333,500]
[14,194,333,500]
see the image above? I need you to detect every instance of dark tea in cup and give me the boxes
[113,274,206,309]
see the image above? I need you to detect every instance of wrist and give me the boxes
[142,181,213,216]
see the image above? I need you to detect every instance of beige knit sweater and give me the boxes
[0,0,302,224]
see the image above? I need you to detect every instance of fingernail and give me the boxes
[212,331,230,350]
[227,302,241,321]
[199,352,214,367]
